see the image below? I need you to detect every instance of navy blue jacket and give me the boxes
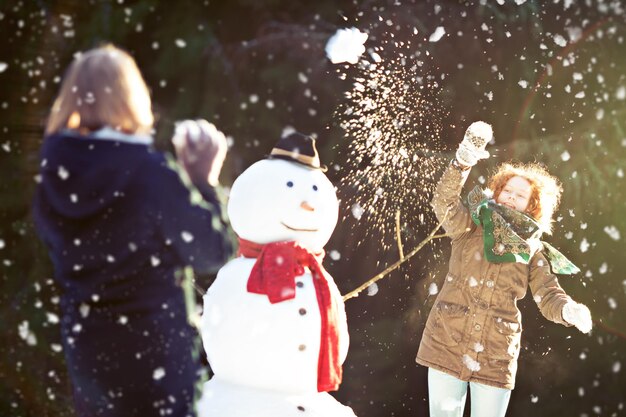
[32,130,235,417]
[34,130,234,315]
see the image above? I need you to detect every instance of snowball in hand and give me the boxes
[325,27,368,65]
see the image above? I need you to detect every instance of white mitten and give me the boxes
[456,121,492,167]
[562,301,593,334]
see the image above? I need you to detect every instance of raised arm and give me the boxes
[431,121,493,238]
[153,155,235,274]
[430,161,473,237]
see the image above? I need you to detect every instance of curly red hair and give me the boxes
[488,162,562,234]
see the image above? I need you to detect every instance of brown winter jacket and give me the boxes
[416,161,573,390]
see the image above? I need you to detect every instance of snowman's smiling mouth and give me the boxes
[281,222,319,232]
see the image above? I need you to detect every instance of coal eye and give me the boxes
[287,181,294,188]
[312,185,318,191]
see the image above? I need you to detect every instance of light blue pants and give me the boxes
[428,368,511,417]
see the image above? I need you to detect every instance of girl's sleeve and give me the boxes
[430,160,474,238]
[528,252,573,326]
[152,154,236,274]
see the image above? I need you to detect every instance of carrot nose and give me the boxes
[300,201,315,212]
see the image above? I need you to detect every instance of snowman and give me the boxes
[197,132,355,417]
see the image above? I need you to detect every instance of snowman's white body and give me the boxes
[198,159,355,417]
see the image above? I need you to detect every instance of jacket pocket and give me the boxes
[487,317,522,360]
[426,300,470,347]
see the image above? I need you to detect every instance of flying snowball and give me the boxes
[325,27,368,64]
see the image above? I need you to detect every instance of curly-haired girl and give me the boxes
[416,122,592,417]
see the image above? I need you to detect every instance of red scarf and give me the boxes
[238,238,342,392]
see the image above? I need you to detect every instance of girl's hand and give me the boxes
[172,120,227,187]
[456,121,492,167]
[562,301,593,334]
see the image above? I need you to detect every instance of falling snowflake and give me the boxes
[351,203,364,220]
[579,238,589,253]
[329,250,341,261]
[367,282,379,296]
[608,298,617,309]
[428,283,439,295]
[46,312,59,324]
[369,51,382,63]
[429,26,446,43]
[18,321,37,346]
[596,109,605,120]
[603,226,620,241]
[153,367,166,380]
[58,166,69,180]
[553,34,567,47]
[181,231,194,243]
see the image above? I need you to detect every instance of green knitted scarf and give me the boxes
[467,186,579,275]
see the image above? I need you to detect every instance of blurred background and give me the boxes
[0,0,624,416]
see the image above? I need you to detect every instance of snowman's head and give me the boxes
[228,158,338,253]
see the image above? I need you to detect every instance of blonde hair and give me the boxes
[46,44,154,135]
[488,162,562,234]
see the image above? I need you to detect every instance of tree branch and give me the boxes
[343,213,452,301]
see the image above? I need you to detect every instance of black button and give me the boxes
[299,308,307,315]
[297,405,305,412]
[296,281,304,288]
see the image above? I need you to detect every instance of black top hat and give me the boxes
[269,132,327,171]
